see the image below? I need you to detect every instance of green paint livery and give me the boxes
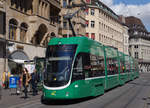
[42,36,139,100]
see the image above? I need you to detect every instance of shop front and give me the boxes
[8,50,29,75]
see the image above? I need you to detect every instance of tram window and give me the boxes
[90,55,105,77]
[72,54,85,81]
[72,52,105,81]
[125,61,130,73]
[114,60,119,74]
[89,55,97,77]
[97,56,105,76]
[120,60,125,73]
[83,53,91,78]
[107,58,118,75]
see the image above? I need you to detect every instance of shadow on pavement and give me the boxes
[128,82,150,87]
[41,96,95,105]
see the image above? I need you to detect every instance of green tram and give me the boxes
[42,36,139,100]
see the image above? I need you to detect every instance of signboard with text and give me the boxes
[9,76,17,88]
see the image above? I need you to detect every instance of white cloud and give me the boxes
[100,0,150,31]
[100,0,113,6]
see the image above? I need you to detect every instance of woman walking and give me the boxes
[21,68,31,98]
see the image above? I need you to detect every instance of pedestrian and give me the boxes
[2,71,10,89]
[30,69,38,96]
[17,74,22,95]
[2,71,6,88]
[21,68,31,98]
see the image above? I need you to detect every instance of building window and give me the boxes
[63,21,67,29]
[91,21,95,28]
[99,34,101,41]
[85,33,89,37]
[91,33,95,40]
[86,0,90,3]
[10,0,33,14]
[9,19,18,40]
[31,24,48,46]
[20,23,28,43]
[63,0,67,8]
[134,31,138,35]
[91,9,95,16]
[0,11,6,35]
[85,8,88,15]
[85,20,89,27]
[135,39,138,42]
[135,52,138,59]
[134,45,138,48]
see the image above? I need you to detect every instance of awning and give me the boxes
[8,50,29,64]
[9,59,26,64]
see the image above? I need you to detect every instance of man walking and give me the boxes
[31,69,38,96]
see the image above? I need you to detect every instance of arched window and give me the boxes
[31,24,47,46]
[9,19,18,40]
[20,23,28,43]
[10,0,16,7]
[43,36,49,47]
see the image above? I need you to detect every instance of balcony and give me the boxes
[49,0,61,9]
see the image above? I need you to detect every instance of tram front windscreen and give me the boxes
[44,44,77,87]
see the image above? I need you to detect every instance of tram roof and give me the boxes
[48,36,102,46]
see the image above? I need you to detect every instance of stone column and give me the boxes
[16,27,20,41]
[45,3,49,19]
[43,3,46,18]
[39,1,42,16]
[32,0,39,15]
[47,3,50,19]
[42,2,45,17]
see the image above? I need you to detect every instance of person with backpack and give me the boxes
[30,69,38,96]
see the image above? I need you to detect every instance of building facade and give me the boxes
[119,15,129,55]
[0,0,6,85]
[59,0,86,37]
[85,0,124,52]
[0,0,61,82]
[125,16,150,73]
[122,25,129,55]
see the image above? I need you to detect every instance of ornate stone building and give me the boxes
[59,0,86,37]
[85,0,125,52]
[0,0,6,85]
[125,16,150,72]
[0,0,61,81]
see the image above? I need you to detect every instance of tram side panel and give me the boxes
[104,46,120,90]
[118,52,127,85]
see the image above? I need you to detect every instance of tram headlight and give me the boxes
[75,85,78,88]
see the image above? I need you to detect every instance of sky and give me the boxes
[100,0,150,32]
